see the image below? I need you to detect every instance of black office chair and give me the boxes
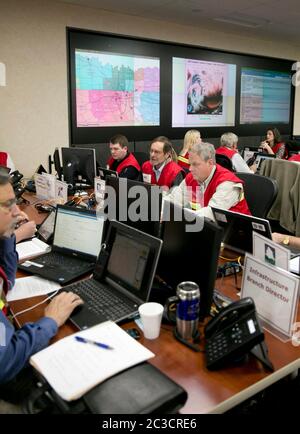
[215,154,234,172]
[132,151,149,167]
[235,172,278,219]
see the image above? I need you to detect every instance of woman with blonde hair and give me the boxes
[178,129,201,171]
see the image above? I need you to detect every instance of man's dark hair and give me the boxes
[0,168,10,186]
[109,134,129,148]
[150,136,178,162]
[267,127,282,144]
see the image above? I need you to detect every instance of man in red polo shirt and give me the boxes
[167,142,251,219]
[107,135,141,180]
[142,136,185,190]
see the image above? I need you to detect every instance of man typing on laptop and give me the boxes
[0,168,83,405]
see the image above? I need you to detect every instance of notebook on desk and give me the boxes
[63,220,163,330]
[18,205,104,284]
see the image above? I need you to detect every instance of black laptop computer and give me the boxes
[254,153,276,172]
[36,208,56,244]
[18,205,104,284]
[98,166,118,181]
[63,220,162,330]
[211,207,272,254]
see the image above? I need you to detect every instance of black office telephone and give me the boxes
[204,297,265,370]
[10,170,25,198]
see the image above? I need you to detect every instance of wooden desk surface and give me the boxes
[10,274,300,414]
[11,199,300,414]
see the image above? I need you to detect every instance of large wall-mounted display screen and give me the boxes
[240,68,291,125]
[172,57,236,128]
[76,50,160,127]
[68,28,294,145]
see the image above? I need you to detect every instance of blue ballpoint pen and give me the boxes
[75,336,114,350]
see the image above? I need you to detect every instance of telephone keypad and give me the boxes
[205,315,264,370]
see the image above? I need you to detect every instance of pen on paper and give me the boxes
[74,336,114,350]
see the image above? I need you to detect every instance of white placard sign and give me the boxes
[35,173,56,200]
[94,177,106,207]
[253,232,290,271]
[55,180,68,203]
[241,254,299,341]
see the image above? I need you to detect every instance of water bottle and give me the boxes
[176,281,200,340]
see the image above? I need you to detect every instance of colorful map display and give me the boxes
[75,50,160,127]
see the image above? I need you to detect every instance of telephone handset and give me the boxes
[204,297,265,370]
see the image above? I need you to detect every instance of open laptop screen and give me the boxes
[53,206,104,257]
[107,232,149,292]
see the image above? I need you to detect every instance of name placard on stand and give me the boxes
[241,254,299,342]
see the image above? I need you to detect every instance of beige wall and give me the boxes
[1,0,300,176]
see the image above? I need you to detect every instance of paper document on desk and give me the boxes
[16,238,50,261]
[30,321,155,401]
[7,276,61,302]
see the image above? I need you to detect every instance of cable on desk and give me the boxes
[11,290,60,320]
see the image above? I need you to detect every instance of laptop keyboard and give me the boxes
[36,252,92,272]
[65,279,137,321]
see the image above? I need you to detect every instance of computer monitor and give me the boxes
[211,207,272,254]
[61,147,96,187]
[104,176,162,239]
[157,202,223,319]
[53,148,63,180]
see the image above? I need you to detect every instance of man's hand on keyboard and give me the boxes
[44,292,84,327]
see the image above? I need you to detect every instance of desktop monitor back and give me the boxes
[157,202,223,319]
[104,176,162,239]
[62,147,96,187]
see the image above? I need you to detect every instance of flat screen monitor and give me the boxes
[62,147,96,187]
[104,176,162,239]
[54,148,63,180]
[157,202,223,319]
[211,207,272,254]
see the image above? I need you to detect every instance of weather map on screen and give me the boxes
[75,50,160,127]
[172,57,236,127]
[240,68,291,124]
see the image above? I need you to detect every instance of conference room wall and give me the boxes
[1,0,300,176]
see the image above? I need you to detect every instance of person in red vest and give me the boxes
[178,129,201,172]
[216,132,256,173]
[142,136,185,190]
[107,134,141,180]
[288,153,300,163]
[259,127,287,159]
[0,152,15,173]
[0,169,83,402]
[167,142,251,219]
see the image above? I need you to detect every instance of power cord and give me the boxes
[11,290,60,320]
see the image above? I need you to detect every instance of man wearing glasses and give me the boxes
[0,169,83,407]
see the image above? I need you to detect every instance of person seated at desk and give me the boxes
[167,142,251,219]
[142,136,185,190]
[0,169,83,402]
[107,134,141,180]
[0,151,15,173]
[260,127,287,159]
[178,129,201,172]
[216,132,257,173]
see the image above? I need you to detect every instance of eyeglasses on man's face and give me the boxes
[0,197,18,213]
